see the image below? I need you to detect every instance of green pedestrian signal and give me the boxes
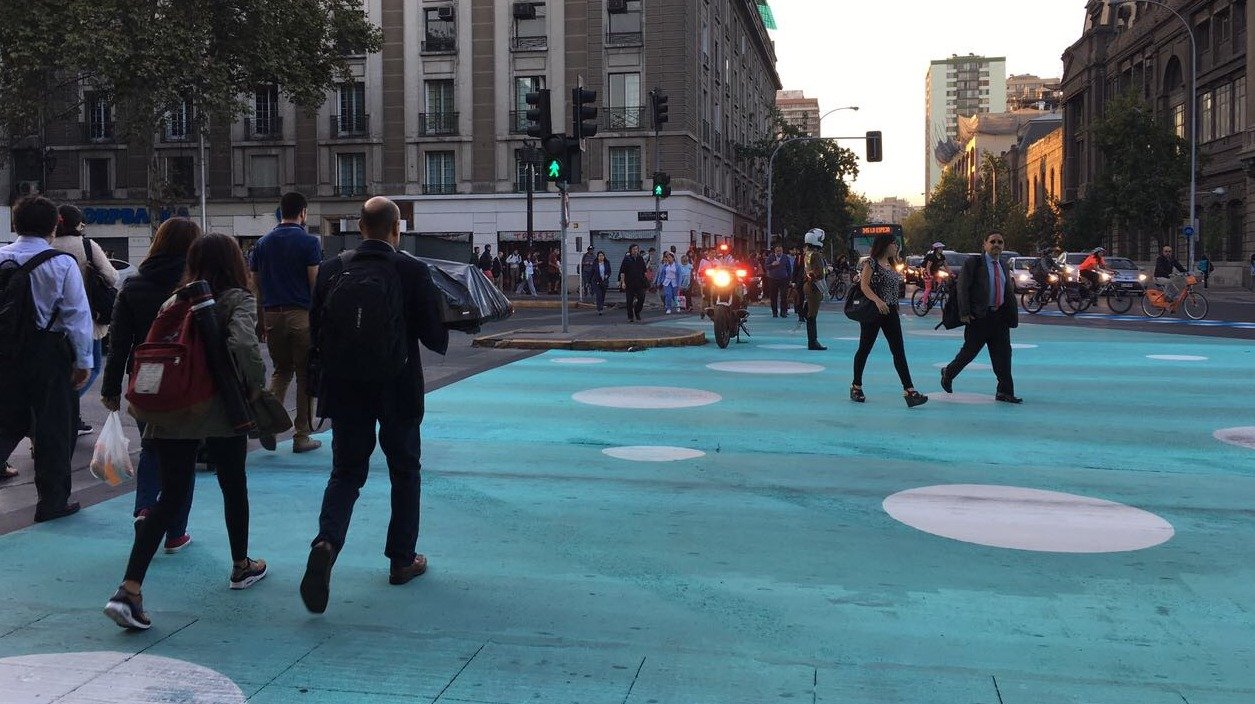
[653,183,664,197]
[651,171,671,199]
[547,159,562,180]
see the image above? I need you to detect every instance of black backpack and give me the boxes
[0,250,72,361]
[81,237,118,325]
[935,276,965,330]
[317,250,408,382]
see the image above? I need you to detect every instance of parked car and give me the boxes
[110,259,138,287]
[903,255,924,287]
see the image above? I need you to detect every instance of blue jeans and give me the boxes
[663,284,678,311]
[77,339,103,398]
[133,420,195,540]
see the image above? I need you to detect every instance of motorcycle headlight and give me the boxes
[1100,272,1111,282]
[710,270,732,288]
[1138,273,1147,282]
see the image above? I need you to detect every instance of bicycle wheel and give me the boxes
[1058,287,1083,316]
[832,279,848,301]
[1106,289,1133,314]
[1141,292,1167,318]
[911,288,929,316]
[1183,291,1209,320]
[1021,290,1044,314]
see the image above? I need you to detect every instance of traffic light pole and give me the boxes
[559,180,570,333]
[653,124,662,260]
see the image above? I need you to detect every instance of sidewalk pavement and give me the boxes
[474,322,706,351]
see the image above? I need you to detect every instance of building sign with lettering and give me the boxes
[637,211,669,221]
[83,206,191,226]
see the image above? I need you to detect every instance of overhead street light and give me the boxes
[766,106,859,242]
[1107,0,1197,269]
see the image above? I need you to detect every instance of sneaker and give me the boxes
[389,554,428,585]
[229,557,268,590]
[292,437,322,454]
[76,420,93,436]
[300,542,337,614]
[103,586,151,630]
[164,534,192,554]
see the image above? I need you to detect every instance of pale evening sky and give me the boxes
[769,0,1088,206]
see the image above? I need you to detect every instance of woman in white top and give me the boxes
[51,205,118,435]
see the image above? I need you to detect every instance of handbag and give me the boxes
[844,286,880,322]
[249,389,292,437]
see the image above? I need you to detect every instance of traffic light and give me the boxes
[542,133,568,183]
[652,172,671,199]
[650,90,669,130]
[572,86,598,140]
[865,130,883,162]
[525,89,551,139]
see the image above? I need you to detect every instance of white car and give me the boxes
[110,259,138,287]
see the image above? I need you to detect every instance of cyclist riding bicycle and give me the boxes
[920,242,947,303]
[1078,247,1113,301]
[1030,245,1062,293]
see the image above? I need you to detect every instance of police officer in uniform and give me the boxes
[803,228,828,351]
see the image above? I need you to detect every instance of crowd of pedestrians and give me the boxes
[0,192,450,631]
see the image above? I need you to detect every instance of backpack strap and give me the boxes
[16,250,72,332]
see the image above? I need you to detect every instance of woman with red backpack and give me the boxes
[104,233,269,631]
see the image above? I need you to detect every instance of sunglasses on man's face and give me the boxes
[988,240,1005,245]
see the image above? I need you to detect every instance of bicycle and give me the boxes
[828,268,855,301]
[910,270,950,316]
[1058,270,1134,316]
[1020,274,1061,314]
[1142,274,1208,319]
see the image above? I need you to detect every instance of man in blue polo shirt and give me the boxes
[250,192,323,453]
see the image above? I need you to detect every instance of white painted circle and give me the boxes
[883,484,1175,553]
[760,343,807,350]
[602,446,706,462]
[834,336,862,341]
[1011,343,1038,350]
[929,392,996,405]
[1214,427,1255,450]
[0,652,246,703]
[934,362,991,371]
[551,357,607,365]
[1146,354,1208,362]
[572,386,722,409]
[705,360,824,374]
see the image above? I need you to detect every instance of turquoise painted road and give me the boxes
[1,309,1253,703]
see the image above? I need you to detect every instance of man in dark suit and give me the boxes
[619,244,648,322]
[301,196,450,614]
[940,231,1021,403]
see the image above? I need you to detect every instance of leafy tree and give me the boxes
[1061,194,1106,251]
[901,208,928,252]
[741,109,860,254]
[922,167,977,251]
[0,0,382,216]
[846,192,872,226]
[1086,90,1190,251]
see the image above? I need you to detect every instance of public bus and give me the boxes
[848,223,906,259]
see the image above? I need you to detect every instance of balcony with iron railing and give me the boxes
[418,112,459,137]
[604,106,647,131]
[334,184,367,197]
[605,30,643,47]
[607,179,642,192]
[82,121,115,143]
[421,36,456,53]
[511,35,547,51]
[330,113,370,138]
[161,122,194,143]
[248,186,282,199]
[245,116,284,140]
[423,183,457,195]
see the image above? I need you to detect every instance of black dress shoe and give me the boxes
[34,502,81,523]
[808,342,828,351]
[940,367,953,393]
[995,393,1023,404]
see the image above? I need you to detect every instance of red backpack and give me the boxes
[124,297,216,423]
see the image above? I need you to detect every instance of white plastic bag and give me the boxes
[90,412,135,486]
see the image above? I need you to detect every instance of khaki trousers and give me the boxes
[264,309,312,439]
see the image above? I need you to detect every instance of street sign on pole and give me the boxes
[1183,225,1195,238]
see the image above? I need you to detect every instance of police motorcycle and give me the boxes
[703,262,751,349]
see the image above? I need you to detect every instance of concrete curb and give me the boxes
[507,299,601,310]
[472,329,707,351]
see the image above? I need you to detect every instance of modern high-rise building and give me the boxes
[4,0,782,268]
[775,89,820,136]
[867,196,916,225]
[924,54,1007,199]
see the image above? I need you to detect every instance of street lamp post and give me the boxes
[764,106,857,243]
[1108,0,1196,270]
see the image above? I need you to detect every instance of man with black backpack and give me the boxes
[300,196,449,614]
[0,196,95,522]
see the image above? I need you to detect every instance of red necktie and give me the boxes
[993,261,1003,308]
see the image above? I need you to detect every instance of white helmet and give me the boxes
[804,228,826,247]
[932,242,944,250]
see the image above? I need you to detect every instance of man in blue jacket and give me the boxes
[764,243,793,317]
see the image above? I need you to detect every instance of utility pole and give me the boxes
[559,180,570,333]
